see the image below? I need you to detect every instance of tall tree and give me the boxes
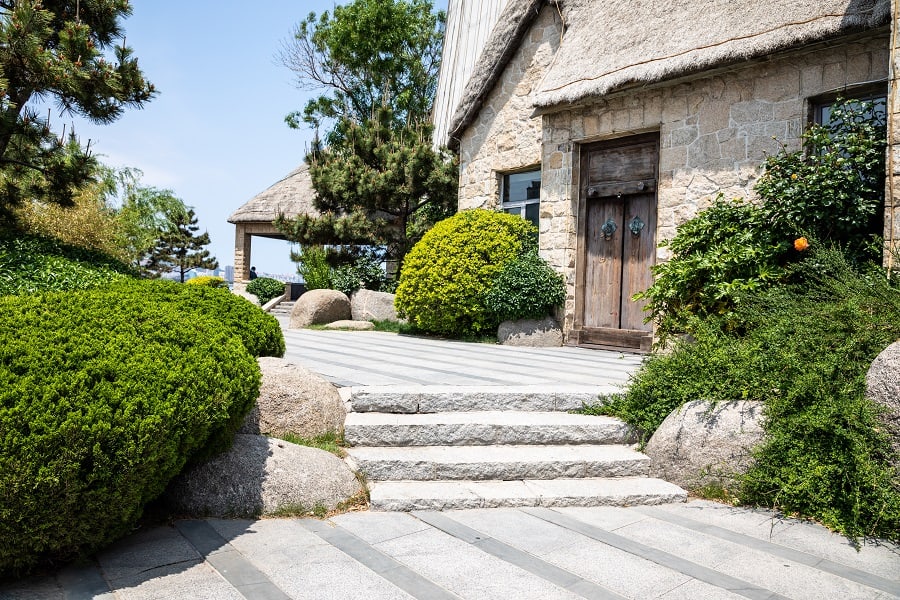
[0,0,155,222]
[145,208,217,283]
[277,0,456,271]
[275,107,457,267]
[280,0,443,135]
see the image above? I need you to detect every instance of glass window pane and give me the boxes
[503,170,541,204]
[525,202,539,229]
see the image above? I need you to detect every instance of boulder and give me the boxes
[645,400,765,491]
[866,340,900,462]
[290,289,351,328]
[498,317,563,347]
[165,434,362,518]
[323,320,376,331]
[351,289,401,323]
[240,357,346,439]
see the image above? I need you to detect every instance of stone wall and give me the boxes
[542,33,889,334]
[457,7,562,212]
[888,16,900,271]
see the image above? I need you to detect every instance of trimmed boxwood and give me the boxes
[247,276,286,304]
[484,250,566,322]
[395,209,537,337]
[0,279,282,575]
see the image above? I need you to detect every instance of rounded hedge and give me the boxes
[0,279,283,575]
[186,275,228,288]
[246,276,285,304]
[395,209,537,337]
[484,250,566,322]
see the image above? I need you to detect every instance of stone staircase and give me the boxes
[344,386,687,511]
[268,299,295,320]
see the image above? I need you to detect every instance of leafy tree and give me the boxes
[0,0,155,222]
[280,0,443,133]
[111,177,188,271]
[275,107,457,268]
[145,208,217,283]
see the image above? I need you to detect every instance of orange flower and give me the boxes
[794,237,809,251]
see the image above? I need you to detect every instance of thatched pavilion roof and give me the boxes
[448,0,889,147]
[227,164,319,225]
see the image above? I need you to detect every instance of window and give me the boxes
[501,169,541,231]
[812,86,886,126]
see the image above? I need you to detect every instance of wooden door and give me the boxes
[576,134,658,351]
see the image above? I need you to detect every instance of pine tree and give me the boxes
[275,107,457,268]
[0,0,155,222]
[145,208,218,283]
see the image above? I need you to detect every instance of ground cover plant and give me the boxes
[0,279,284,575]
[395,209,538,337]
[592,249,900,540]
[0,232,136,296]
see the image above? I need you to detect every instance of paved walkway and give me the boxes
[3,501,898,599]
[281,329,643,389]
[3,330,899,598]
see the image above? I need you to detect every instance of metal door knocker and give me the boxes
[629,216,645,236]
[601,218,617,239]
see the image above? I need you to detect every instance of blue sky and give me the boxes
[70,0,445,278]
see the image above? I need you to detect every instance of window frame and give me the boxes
[500,168,542,233]
[809,81,887,126]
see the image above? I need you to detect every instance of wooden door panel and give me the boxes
[584,199,623,329]
[577,133,659,349]
[620,193,656,332]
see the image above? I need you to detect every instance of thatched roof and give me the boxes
[227,164,319,224]
[448,0,890,146]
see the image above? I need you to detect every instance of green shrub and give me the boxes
[186,275,227,288]
[294,245,333,290]
[0,231,136,296]
[484,250,566,322]
[755,97,886,261]
[395,209,537,337]
[133,280,285,358]
[331,254,389,297]
[635,197,789,338]
[247,276,285,304]
[0,280,266,575]
[592,248,900,540]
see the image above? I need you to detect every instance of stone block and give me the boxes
[290,289,351,328]
[497,317,563,347]
[865,340,900,465]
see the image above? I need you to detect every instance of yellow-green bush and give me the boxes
[395,209,536,337]
[186,275,227,288]
[0,279,283,575]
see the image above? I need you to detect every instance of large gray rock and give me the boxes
[866,340,900,462]
[240,357,345,439]
[498,317,563,347]
[351,289,401,323]
[290,289,351,328]
[165,434,362,518]
[645,400,765,491]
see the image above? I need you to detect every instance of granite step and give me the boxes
[347,444,650,481]
[367,477,687,511]
[344,411,637,446]
[349,385,616,413]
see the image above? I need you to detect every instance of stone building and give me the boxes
[442,0,896,350]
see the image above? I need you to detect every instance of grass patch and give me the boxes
[274,432,347,458]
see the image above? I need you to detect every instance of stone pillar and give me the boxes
[233,224,252,284]
[888,0,900,272]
